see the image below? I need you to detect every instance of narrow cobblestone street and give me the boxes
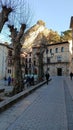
[0,76,73,130]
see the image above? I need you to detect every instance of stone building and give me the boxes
[25,51,33,75]
[7,46,13,78]
[22,49,38,77]
[0,43,8,79]
[0,43,13,79]
[22,41,72,78]
[43,41,72,76]
[22,20,72,77]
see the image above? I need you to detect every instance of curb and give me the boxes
[0,80,48,113]
[64,77,73,100]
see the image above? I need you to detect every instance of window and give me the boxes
[34,60,36,65]
[61,47,64,52]
[8,69,11,73]
[8,59,13,65]
[25,64,27,68]
[29,58,31,63]
[34,68,37,74]
[55,48,58,53]
[29,53,31,56]
[47,57,50,63]
[25,58,27,63]
[50,49,52,53]
[46,49,48,54]
[25,68,28,74]
[29,64,31,68]
[57,56,62,62]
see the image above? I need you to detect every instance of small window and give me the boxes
[47,57,50,63]
[55,48,58,53]
[29,53,31,56]
[25,58,27,63]
[29,64,31,68]
[50,49,52,53]
[61,47,64,52]
[46,49,48,54]
[8,69,11,73]
[25,64,27,68]
[34,60,36,65]
[57,56,62,62]
[29,58,31,63]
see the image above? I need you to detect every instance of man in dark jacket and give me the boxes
[45,72,50,85]
[70,72,73,80]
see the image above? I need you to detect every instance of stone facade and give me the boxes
[0,43,14,79]
[43,41,71,76]
[0,43,8,79]
[7,47,14,78]
[23,41,72,78]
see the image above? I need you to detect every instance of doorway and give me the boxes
[57,68,62,76]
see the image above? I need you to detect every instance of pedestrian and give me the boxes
[8,76,11,86]
[70,72,73,80]
[26,76,30,87]
[31,76,34,85]
[45,72,50,85]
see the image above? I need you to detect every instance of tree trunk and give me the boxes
[38,54,44,81]
[0,6,12,32]
[8,24,26,95]
[12,42,24,94]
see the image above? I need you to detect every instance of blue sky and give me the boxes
[0,0,73,43]
[29,0,73,34]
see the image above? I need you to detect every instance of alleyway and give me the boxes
[0,76,73,130]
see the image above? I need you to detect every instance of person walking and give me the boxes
[8,76,11,86]
[70,72,73,80]
[45,72,50,85]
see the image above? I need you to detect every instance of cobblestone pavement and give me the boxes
[0,76,71,130]
[64,80,73,130]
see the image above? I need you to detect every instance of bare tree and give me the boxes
[0,0,32,95]
[8,0,32,95]
[0,0,12,32]
[34,33,48,81]
[8,24,26,94]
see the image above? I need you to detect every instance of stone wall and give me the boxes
[43,42,71,76]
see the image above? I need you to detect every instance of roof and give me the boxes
[47,41,69,47]
[32,41,69,49]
